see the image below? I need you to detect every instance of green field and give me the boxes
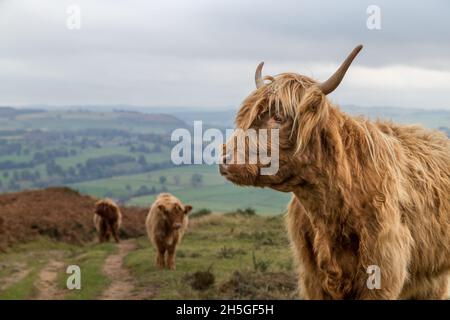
[6,110,181,133]
[70,165,292,215]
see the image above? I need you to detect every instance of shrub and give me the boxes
[190,208,212,218]
[252,251,271,272]
[219,270,297,299]
[217,246,246,259]
[184,267,215,291]
[226,207,256,216]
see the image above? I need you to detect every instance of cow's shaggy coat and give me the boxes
[146,193,192,270]
[93,199,122,243]
[220,46,450,299]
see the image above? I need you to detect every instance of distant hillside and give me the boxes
[0,107,188,133]
[112,110,187,126]
[0,187,147,250]
[0,106,45,118]
[171,109,237,129]
[175,105,450,131]
[11,105,450,131]
[341,105,450,130]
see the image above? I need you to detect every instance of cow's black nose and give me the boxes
[221,144,232,164]
[223,154,231,164]
[219,164,228,176]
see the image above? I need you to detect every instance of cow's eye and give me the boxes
[273,114,283,123]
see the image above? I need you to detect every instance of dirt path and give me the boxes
[0,262,30,292]
[99,240,153,300]
[34,254,66,300]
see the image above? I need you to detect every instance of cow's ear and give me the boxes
[184,205,193,214]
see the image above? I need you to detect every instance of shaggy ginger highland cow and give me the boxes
[146,193,192,270]
[219,45,450,299]
[93,199,122,243]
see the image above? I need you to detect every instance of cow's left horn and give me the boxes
[255,62,264,88]
[319,45,363,95]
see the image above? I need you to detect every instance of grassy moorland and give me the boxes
[124,213,296,299]
[0,212,297,300]
[0,187,295,299]
[0,238,118,300]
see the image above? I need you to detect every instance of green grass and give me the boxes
[55,146,129,169]
[124,214,294,299]
[0,238,116,300]
[0,264,45,299]
[11,111,173,133]
[59,242,116,300]
[0,215,297,300]
[54,146,171,170]
[0,238,76,300]
[0,153,34,163]
[128,184,290,214]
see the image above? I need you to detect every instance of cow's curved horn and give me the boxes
[255,62,264,88]
[319,45,363,95]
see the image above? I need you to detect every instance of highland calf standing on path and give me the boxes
[146,193,192,270]
[93,199,122,243]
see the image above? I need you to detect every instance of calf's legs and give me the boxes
[156,247,166,269]
[167,245,177,270]
[111,224,120,243]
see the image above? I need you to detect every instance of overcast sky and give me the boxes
[0,0,449,109]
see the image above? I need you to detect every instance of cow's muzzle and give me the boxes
[172,223,182,230]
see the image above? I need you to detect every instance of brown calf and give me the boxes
[93,199,122,243]
[145,193,192,270]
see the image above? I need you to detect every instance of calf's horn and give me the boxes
[319,45,363,95]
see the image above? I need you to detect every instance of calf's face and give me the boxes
[159,203,192,230]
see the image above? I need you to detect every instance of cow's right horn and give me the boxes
[319,45,363,95]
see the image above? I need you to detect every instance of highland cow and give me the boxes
[93,199,122,243]
[219,45,450,299]
[146,193,192,270]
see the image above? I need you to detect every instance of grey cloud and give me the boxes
[0,0,448,109]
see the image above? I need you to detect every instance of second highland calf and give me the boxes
[146,193,192,270]
[93,199,122,243]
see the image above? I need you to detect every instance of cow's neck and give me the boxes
[292,107,363,231]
